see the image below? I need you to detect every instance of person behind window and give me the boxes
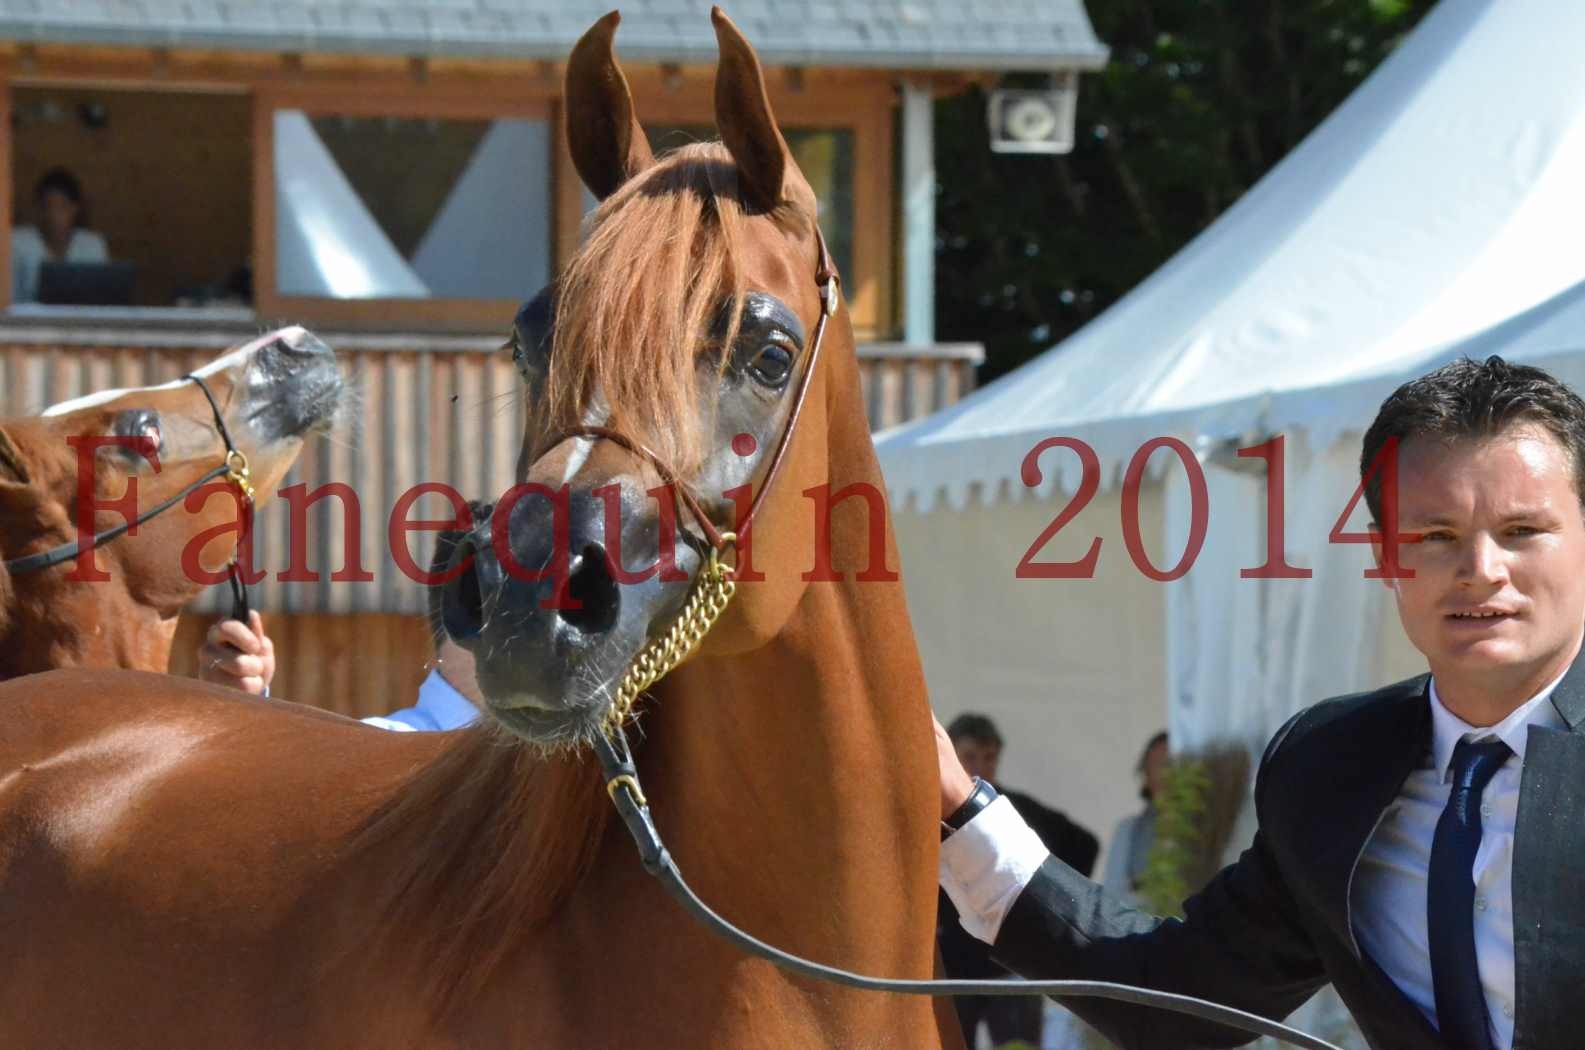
[11,167,110,303]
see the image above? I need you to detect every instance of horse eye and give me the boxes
[112,409,162,454]
[748,344,794,388]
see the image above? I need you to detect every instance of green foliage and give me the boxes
[933,0,1438,381]
[1136,757,1213,919]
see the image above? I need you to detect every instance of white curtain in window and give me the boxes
[273,110,430,299]
[410,119,551,300]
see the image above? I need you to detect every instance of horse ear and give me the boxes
[0,427,30,485]
[564,11,656,201]
[712,6,792,214]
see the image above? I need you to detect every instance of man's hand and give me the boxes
[934,714,977,822]
[197,610,276,696]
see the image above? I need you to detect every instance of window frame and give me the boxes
[0,59,892,340]
[253,84,554,333]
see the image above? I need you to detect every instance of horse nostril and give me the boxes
[442,537,490,640]
[560,544,619,635]
[268,328,334,360]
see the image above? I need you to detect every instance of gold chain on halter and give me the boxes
[602,532,738,736]
[225,448,255,503]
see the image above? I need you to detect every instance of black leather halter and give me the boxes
[2,373,256,623]
[579,225,1344,1050]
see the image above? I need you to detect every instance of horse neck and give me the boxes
[0,575,177,676]
[633,394,940,1010]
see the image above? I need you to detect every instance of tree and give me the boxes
[934,0,1437,382]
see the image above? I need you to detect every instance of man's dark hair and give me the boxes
[946,713,1003,750]
[1360,355,1585,524]
[34,167,84,207]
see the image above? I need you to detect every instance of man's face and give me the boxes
[1382,425,1585,691]
[953,737,1001,783]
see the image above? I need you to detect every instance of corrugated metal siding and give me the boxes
[3,335,977,616]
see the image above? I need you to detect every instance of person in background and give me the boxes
[939,713,1099,1049]
[11,167,109,303]
[1101,730,1169,907]
[197,509,483,731]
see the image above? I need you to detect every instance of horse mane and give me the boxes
[539,141,811,476]
[352,141,814,1018]
[350,725,609,1017]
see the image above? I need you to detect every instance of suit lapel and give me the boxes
[1305,679,1431,956]
[1512,658,1585,1050]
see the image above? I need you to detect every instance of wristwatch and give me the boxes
[941,776,999,839]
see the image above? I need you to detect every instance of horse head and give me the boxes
[442,9,853,748]
[0,325,343,673]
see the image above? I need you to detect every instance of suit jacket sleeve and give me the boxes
[989,718,1328,1049]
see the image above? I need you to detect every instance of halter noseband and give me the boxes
[2,373,256,622]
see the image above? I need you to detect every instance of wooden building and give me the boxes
[0,1,1105,715]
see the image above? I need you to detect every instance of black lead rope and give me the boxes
[590,729,1342,1050]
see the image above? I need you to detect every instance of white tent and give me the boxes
[877,0,1585,865]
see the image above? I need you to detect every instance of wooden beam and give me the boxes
[0,59,11,312]
[250,90,276,323]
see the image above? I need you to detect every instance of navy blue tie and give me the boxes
[1428,736,1511,1050]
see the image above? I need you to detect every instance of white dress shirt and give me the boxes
[1349,674,1565,1050]
[939,673,1569,1050]
[361,668,480,732]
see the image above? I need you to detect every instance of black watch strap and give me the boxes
[941,777,999,838]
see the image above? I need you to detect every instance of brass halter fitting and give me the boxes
[224,448,255,504]
[601,530,739,738]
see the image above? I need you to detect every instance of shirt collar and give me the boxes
[1428,669,1570,779]
[415,668,481,730]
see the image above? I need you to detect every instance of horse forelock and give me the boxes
[347,724,609,1017]
[542,142,812,481]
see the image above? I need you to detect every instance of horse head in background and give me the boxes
[0,326,343,676]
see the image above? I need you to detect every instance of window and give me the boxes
[9,86,251,308]
[273,110,551,302]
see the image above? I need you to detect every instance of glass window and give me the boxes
[643,125,855,282]
[274,111,551,301]
[10,86,251,308]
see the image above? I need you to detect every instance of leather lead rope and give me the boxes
[593,729,1341,1050]
[572,225,1342,1050]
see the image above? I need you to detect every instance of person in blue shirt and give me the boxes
[196,516,481,731]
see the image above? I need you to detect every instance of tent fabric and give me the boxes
[877,0,1585,513]
[880,15,1585,1044]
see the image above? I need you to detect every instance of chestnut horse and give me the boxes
[0,13,961,1048]
[0,326,342,676]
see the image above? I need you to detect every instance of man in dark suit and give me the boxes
[935,356,1585,1050]
[937,713,1099,1047]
